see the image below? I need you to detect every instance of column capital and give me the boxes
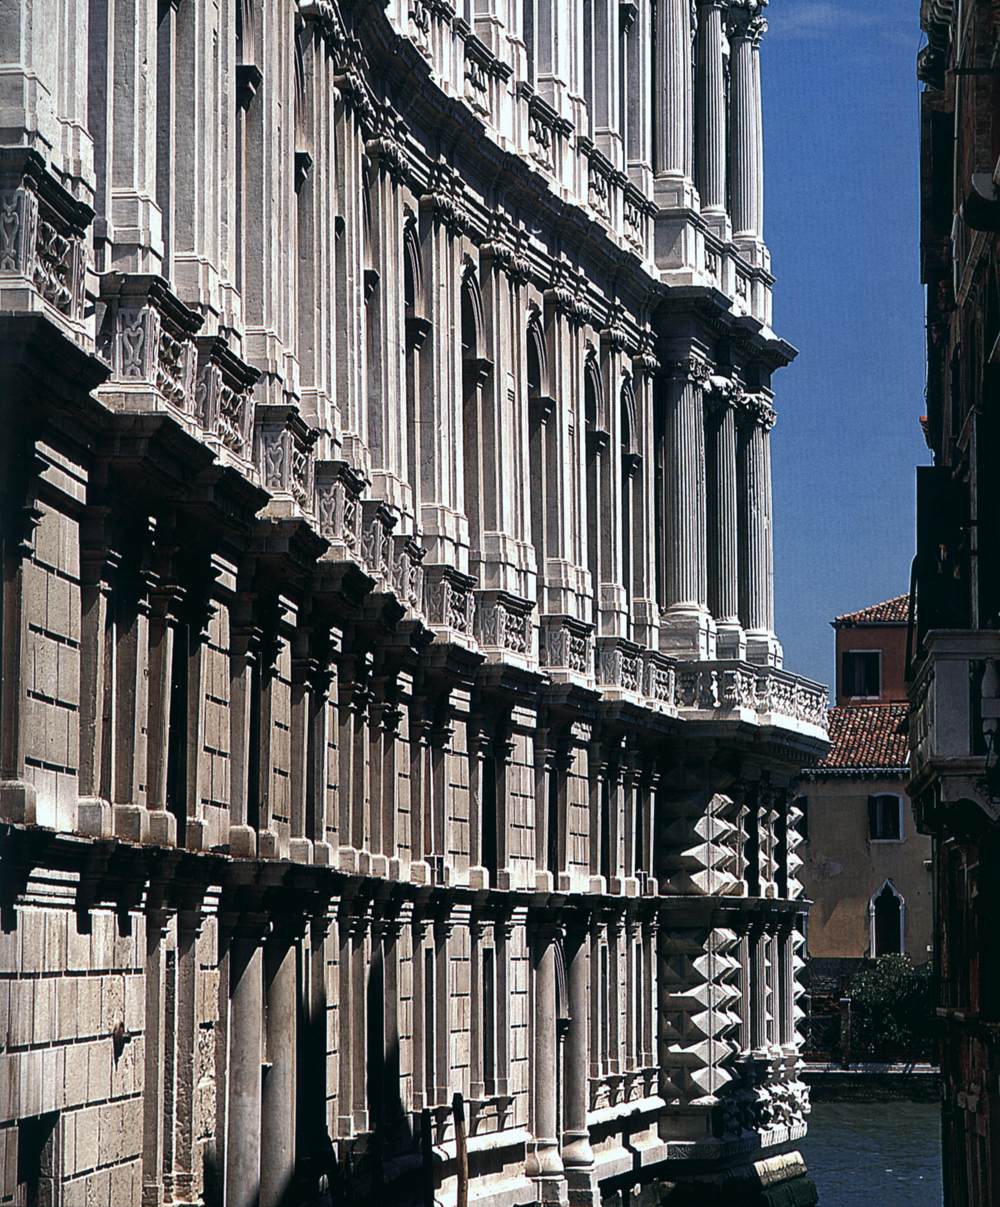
[727,0,768,41]
[666,353,713,387]
[737,394,776,432]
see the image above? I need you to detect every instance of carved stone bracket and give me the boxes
[424,565,476,636]
[360,498,398,589]
[595,636,643,694]
[642,650,677,708]
[314,459,366,555]
[0,147,91,333]
[97,273,203,414]
[253,403,318,513]
[474,589,534,659]
[540,614,593,677]
[391,533,426,612]
[194,334,259,463]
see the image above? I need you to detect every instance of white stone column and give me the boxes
[261,930,297,1207]
[653,0,696,208]
[659,359,715,659]
[738,396,781,666]
[696,0,729,234]
[226,924,264,1207]
[728,1,766,245]
[706,383,744,659]
[562,929,595,1193]
[526,923,565,1195]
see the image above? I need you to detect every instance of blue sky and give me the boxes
[763,0,929,692]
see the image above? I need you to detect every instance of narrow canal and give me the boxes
[802,1101,943,1206]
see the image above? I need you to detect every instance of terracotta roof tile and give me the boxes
[833,594,909,627]
[815,703,910,772]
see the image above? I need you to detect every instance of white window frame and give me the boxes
[868,792,905,843]
[842,648,882,700]
[869,878,906,957]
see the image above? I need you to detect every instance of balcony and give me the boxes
[908,629,1000,821]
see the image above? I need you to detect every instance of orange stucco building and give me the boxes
[799,596,933,966]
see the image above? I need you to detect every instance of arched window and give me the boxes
[584,354,605,626]
[871,880,905,956]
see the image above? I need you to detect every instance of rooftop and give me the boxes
[832,594,909,628]
[809,703,910,776]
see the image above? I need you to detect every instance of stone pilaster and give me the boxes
[738,395,781,666]
[696,0,729,235]
[91,0,163,272]
[728,1,767,246]
[653,0,696,208]
[659,357,715,659]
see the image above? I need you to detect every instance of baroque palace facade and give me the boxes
[0,0,827,1205]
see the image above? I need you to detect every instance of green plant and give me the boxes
[848,954,935,1059]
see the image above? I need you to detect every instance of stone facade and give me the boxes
[0,1,826,1205]
[910,1,1000,1203]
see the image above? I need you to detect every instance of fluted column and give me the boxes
[729,2,767,244]
[696,0,728,231]
[737,396,781,666]
[660,360,715,659]
[653,0,696,208]
[526,923,565,1197]
[706,383,744,658]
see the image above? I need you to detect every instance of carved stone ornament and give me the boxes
[425,566,477,634]
[194,335,259,461]
[314,459,367,551]
[0,148,91,327]
[97,273,203,412]
[540,615,593,675]
[474,590,534,655]
[727,0,768,41]
[421,160,471,235]
[253,403,319,511]
[668,354,713,388]
[361,498,397,584]
[738,393,777,432]
[481,217,532,285]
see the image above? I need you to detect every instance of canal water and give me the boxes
[802,1100,943,1206]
